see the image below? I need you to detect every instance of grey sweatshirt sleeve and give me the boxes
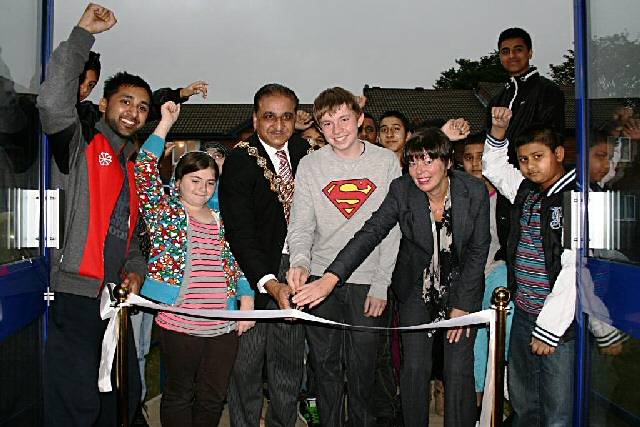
[38,26,95,135]
[367,157,402,299]
[287,158,316,271]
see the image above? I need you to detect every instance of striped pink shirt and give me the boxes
[156,217,234,337]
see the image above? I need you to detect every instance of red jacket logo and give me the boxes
[98,151,113,166]
[322,179,377,219]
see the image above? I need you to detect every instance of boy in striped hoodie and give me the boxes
[483,107,576,426]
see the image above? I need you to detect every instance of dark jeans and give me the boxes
[44,292,141,427]
[431,329,445,381]
[306,281,383,427]
[398,288,477,427]
[228,255,305,427]
[508,308,574,427]
[159,327,238,427]
[372,291,399,421]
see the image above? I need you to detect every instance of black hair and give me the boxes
[380,110,411,132]
[414,118,446,133]
[498,27,532,50]
[253,83,299,113]
[463,132,486,145]
[403,127,453,166]
[515,124,563,150]
[362,112,377,128]
[102,71,152,102]
[174,151,219,182]
[590,122,621,149]
[201,141,229,156]
[79,51,101,85]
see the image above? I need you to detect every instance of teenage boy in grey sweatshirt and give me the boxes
[287,87,401,426]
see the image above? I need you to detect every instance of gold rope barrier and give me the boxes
[115,284,130,427]
[108,287,511,426]
[492,287,511,427]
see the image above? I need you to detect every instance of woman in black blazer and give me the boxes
[293,128,490,427]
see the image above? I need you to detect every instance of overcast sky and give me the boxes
[50,0,578,104]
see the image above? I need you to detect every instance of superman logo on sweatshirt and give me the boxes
[322,179,377,219]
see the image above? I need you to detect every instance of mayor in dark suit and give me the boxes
[293,128,490,427]
[219,84,314,427]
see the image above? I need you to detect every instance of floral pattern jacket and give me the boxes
[134,134,253,306]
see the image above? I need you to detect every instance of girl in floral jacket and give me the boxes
[135,101,254,427]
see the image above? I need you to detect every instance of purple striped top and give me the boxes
[514,191,551,314]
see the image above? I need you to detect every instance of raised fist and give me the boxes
[180,80,209,100]
[160,101,181,126]
[623,118,640,140]
[441,118,471,141]
[295,110,314,131]
[77,3,117,34]
[357,95,367,110]
[491,107,512,130]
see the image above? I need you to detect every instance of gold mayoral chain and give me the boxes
[235,139,318,218]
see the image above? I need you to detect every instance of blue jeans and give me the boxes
[508,308,574,427]
[131,309,155,402]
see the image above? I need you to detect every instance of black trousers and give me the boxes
[372,291,399,421]
[159,327,238,427]
[305,281,383,427]
[44,292,141,427]
[398,288,477,427]
[228,255,305,427]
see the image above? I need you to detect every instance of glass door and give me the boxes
[574,0,640,425]
[0,0,52,424]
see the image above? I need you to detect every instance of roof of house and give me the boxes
[475,82,504,103]
[140,103,315,140]
[362,86,487,133]
[139,84,638,140]
[140,104,253,140]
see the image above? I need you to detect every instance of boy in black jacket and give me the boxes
[483,107,576,426]
[486,27,565,165]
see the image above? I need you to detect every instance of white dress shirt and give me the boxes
[256,137,291,293]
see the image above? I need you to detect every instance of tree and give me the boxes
[549,49,575,86]
[433,50,508,90]
[589,33,640,98]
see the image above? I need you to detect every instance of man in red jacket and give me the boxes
[39,4,150,425]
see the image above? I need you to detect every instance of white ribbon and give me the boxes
[480,308,496,427]
[98,286,132,392]
[99,290,498,425]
